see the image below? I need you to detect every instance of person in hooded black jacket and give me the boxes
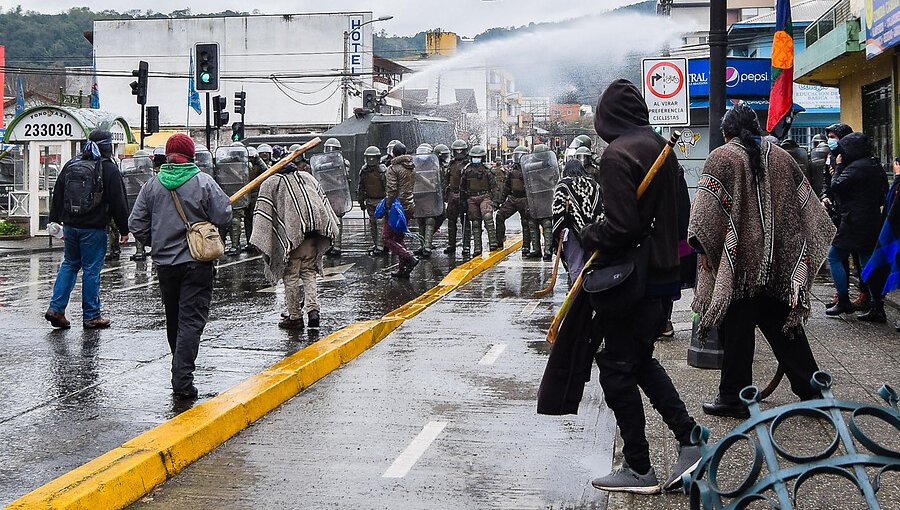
[826,132,888,320]
[538,79,698,494]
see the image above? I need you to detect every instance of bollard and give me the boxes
[688,312,723,369]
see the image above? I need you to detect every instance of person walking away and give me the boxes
[524,144,558,261]
[358,146,388,256]
[443,139,472,256]
[45,130,130,329]
[385,142,419,277]
[825,132,888,321]
[129,134,232,398]
[496,145,534,255]
[538,80,700,494]
[688,104,835,419]
[321,138,352,257]
[460,145,499,257]
[251,153,338,330]
[551,159,602,285]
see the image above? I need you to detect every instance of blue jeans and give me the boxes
[828,245,872,297]
[49,226,107,320]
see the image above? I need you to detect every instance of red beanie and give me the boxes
[166,134,195,164]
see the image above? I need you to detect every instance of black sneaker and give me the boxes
[173,385,199,400]
[591,463,660,494]
[307,310,320,329]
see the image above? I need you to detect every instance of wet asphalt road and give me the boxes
[132,254,614,510]
[0,213,498,505]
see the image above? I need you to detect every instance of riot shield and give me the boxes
[215,146,250,208]
[195,149,215,178]
[310,151,352,216]
[520,151,559,219]
[412,154,444,218]
[121,156,154,212]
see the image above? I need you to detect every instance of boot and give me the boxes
[541,219,553,261]
[521,216,532,256]
[528,219,542,257]
[471,221,483,256]
[858,300,887,323]
[445,220,458,254]
[496,211,508,246]
[484,213,499,251]
[825,295,854,316]
[422,218,435,257]
[852,291,871,312]
[375,217,385,252]
[824,291,839,309]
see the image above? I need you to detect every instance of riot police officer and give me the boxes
[810,136,829,200]
[319,137,352,256]
[382,139,401,167]
[433,144,451,168]
[257,143,273,166]
[358,146,388,256]
[289,143,312,173]
[215,142,251,255]
[412,144,444,258]
[461,145,499,256]
[246,146,269,248]
[443,139,472,256]
[123,149,154,261]
[495,145,532,255]
[575,146,601,182]
[522,144,558,261]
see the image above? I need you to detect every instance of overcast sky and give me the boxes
[7,0,638,37]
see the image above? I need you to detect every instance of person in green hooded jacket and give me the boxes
[129,134,232,399]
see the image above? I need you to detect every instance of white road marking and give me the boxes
[478,344,508,365]
[383,421,448,478]
[520,301,539,317]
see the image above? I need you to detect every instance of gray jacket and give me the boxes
[129,172,232,266]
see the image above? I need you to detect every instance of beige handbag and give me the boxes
[170,189,224,262]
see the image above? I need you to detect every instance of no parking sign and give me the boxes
[641,58,690,126]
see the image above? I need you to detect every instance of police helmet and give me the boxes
[133,149,152,159]
[451,139,468,160]
[248,147,258,158]
[416,143,433,155]
[512,144,529,163]
[288,144,301,152]
[231,141,245,147]
[574,134,593,149]
[433,144,450,156]
[533,144,551,154]
[386,139,401,155]
[468,145,487,158]
[257,143,272,154]
[324,137,341,153]
[364,145,381,166]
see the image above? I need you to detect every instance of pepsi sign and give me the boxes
[688,57,771,98]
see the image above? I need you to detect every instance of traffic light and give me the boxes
[212,95,229,128]
[195,43,219,92]
[234,91,246,116]
[362,89,377,110]
[231,122,244,142]
[130,61,148,105]
[146,106,160,134]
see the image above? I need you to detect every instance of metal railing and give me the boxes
[805,0,853,46]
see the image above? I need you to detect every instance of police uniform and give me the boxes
[357,162,387,254]
[495,162,532,253]
[460,161,499,255]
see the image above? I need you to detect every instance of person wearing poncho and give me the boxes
[250,161,339,330]
[688,104,835,419]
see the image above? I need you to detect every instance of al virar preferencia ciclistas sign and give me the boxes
[641,57,690,126]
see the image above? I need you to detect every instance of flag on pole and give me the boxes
[767,0,794,138]
[15,77,25,115]
[90,53,100,109]
[188,49,202,115]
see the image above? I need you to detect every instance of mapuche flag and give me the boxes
[767,0,794,138]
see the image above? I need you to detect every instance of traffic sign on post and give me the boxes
[641,58,690,126]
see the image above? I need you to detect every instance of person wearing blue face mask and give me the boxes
[460,145,499,257]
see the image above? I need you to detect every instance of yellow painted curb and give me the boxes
[7,236,523,510]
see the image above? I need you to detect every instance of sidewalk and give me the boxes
[0,235,62,256]
[607,277,900,509]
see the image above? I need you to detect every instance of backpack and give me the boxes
[63,158,105,216]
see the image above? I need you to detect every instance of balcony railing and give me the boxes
[805,0,853,46]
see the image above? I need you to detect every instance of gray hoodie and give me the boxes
[129,172,232,266]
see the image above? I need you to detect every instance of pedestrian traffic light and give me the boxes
[195,43,219,92]
[146,106,160,134]
[130,61,148,105]
[212,95,229,128]
[231,122,244,142]
[234,91,246,116]
[555,136,561,147]
[363,89,378,110]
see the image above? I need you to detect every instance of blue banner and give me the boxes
[865,0,900,59]
[688,58,772,98]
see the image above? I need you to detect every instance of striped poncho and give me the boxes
[250,170,339,283]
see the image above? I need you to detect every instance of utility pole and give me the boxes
[709,0,727,150]
[342,16,393,121]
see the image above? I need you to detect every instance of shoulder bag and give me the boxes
[170,189,224,262]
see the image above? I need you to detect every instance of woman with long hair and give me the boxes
[688,103,835,418]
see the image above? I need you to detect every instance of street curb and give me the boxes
[6,238,524,510]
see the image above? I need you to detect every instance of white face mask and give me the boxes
[471,157,482,165]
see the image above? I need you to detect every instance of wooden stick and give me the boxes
[532,233,564,298]
[760,365,785,400]
[546,130,682,344]
[229,137,322,204]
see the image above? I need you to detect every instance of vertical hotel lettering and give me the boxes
[349,15,365,76]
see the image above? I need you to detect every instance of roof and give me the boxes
[373,56,413,75]
[733,0,833,26]
[3,91,56,109]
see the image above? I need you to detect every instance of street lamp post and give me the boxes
[343,15,393,120]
